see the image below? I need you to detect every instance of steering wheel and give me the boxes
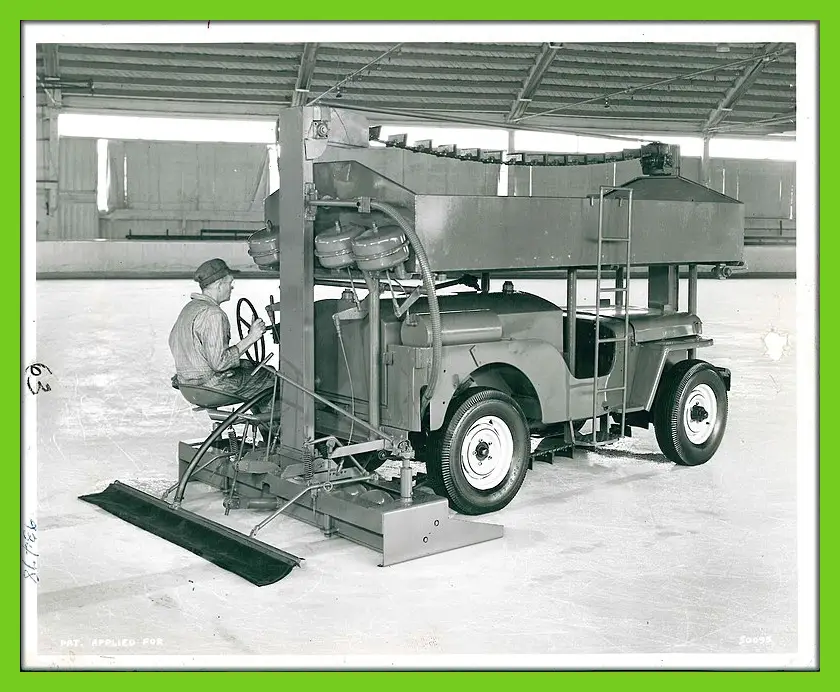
[236,297,266,365]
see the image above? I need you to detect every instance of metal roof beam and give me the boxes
[318,100,789,138]
[74,76,297,91]
[707,112,796,135]
[291,43,319,106]
[38,45,62,107]
[56,94,794,139]
[701,43,788,133]
[48,56,795,89]
[58,60,298,80]
[507,42,561,122]
[43,44,60,77]
[55,45,302,69]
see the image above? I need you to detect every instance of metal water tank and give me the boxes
[351,224,410,271]
[401,310,503,347]
[247,226,280,268]
[315,222,366,269]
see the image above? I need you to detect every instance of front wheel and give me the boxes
[654,360,729,466]
[431,388,530,515]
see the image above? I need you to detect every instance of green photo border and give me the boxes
[12,7,825,683]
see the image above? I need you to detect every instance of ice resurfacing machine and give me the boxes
[83,106,743,585]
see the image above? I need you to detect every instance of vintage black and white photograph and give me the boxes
[22,22,817,670]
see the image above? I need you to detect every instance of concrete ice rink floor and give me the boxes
[28,277,806,667]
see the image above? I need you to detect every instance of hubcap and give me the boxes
[459,416,514,490]
[683,383,717,444]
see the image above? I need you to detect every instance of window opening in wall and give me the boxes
[515,131,796,162]
[58,114,275,144]
[268,145,279,193]
[790,182,795,220]
[497,157,508,197]
[96,139,110,213]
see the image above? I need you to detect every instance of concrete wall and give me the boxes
[37,137,99,240]
[35,240,795,279]
[99,140,267,239]
[743,245,797,277]
[36,240,260,278]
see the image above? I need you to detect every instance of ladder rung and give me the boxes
[599,287,627,293]
[597,336,627,344]
[601,237,630,243]
[597,386,627,393]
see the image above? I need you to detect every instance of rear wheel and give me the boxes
[430,388,530,515]
[654,360,728,466]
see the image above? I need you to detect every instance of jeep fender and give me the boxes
[427,339,570,431]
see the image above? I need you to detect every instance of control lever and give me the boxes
[249,352,275,379]
[266,294,281,343]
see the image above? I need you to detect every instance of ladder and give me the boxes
[590,186,634,445]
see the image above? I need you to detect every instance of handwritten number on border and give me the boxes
[22,519,39,584]
[25,363,53,395]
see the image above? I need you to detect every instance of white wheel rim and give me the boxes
[459,416,514,490]
[683,383,717,445]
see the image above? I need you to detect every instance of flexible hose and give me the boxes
[368,201,442,409]
[173,389,274,507]
[311,198,442,409]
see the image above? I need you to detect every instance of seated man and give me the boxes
[169,258,276,404]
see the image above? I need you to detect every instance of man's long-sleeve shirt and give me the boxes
[169,293,241,385]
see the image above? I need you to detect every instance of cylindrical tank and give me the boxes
[401,310,503,347]
[247,226,280,268]
[351,224,410,271]
[315,222,365,269]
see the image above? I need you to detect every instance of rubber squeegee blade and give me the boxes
[79,481,302,586]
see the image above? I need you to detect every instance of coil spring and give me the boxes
[303,446,313,483]
[228,429,239,460]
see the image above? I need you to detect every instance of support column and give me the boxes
[688,264,698,359]
[565,269,577,376]
[648,265,679,314]
[700,135,711,188]
[38,46,61,239]
[276,107,317,462]
[506,129,516,196]
[365,273,381,437]
[615,265,626,310]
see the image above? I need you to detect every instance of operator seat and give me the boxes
[171,375,245,408]
[171,376,280,425]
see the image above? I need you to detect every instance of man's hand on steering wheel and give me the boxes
[249,318,266,340]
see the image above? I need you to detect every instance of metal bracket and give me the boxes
[304,183,318,221]
[394,287,423,318]
[329,439,386,460]
[333,306,367,331]
[311,119,330,140]
[358,196,372,214]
